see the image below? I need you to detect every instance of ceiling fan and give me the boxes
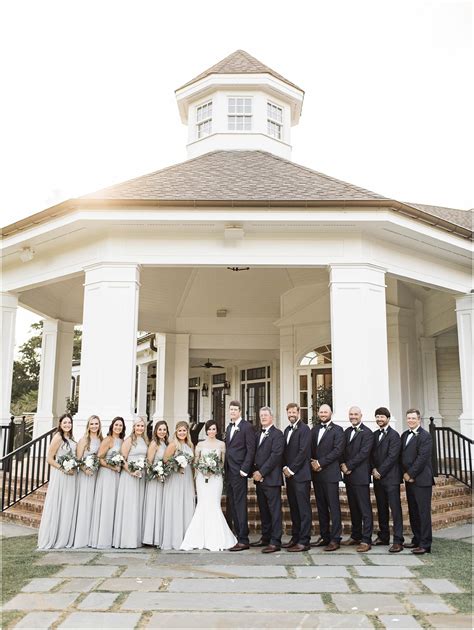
[198,358,225,369]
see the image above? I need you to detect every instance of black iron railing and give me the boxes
[1,416,34,457]
[0,428,56,511]
[429,417,473,489]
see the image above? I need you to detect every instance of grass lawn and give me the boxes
[1,534,59,628]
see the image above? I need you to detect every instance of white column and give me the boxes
[136,363,149,419]
[34,319,75,437]
[420,337,443,426]
[153,333,190,431]
[456,294,474,438]
[77,263,140,436]
[279,326,295,423]
[1,292,18,426]
[329,264,390,428]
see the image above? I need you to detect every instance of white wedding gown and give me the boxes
[180,447,237,551]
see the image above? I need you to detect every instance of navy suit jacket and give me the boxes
[254,425,285,487]
[342,423,374,485]
[370,425,402,486]
[283,421,312,482]
[310,422,345,483]
[401,426,434,487]
[225,419,256,476]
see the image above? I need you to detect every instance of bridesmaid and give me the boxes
[38,414,78,549]
[113,417,148,548]
[161,420,195,550]
[71,415,103,548]
[143,421,169,547]
[89,417,125,548]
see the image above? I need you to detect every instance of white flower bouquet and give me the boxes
[168,451,194,474]
[194,450,223,483]
[128,457,146,478]
[57,453,80,473]
[146,459,170,482]
[105,450,125,468]
[81,453,99,473]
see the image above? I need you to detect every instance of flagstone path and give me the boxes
[2,523,472,629]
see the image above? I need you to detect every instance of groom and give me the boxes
[225,400,256,551]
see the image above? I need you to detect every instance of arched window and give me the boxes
[299,344,332,366]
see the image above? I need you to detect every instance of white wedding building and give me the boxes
[1,50,472,440]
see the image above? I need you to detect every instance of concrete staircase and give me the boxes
[1,475,471,534]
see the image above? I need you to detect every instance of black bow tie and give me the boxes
[409,430,417,435]
[261,429,267,434]
[380,429,385,434]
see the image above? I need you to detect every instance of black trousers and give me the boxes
[405,482,432,549]
[373,481,404,544]
[313,478,342,543]
[346,484,373,544]
[256,483,282,546]
[227,473,249,544]
[286,478,312,545]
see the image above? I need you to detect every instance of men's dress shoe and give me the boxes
[389,544,403,553]
[250,539,269,547]
[356,543,372,552]
[373,537,389,546]
[262,545,280,554]
[229,543,250,552]
[282,539,298,548]
[403,542,418,549]
[411,547,431,555]
[286,543,310,552]
[311,538,329,548]
[324,542,340,552]
[341,538,361,546]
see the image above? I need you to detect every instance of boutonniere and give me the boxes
[261,431,269,441]
[234,426,240,434]
[355,426,363,433]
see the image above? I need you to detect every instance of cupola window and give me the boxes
[267,102,283,139]
[196,101,213,138]
[228,97,252,131]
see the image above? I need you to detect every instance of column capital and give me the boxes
[1,291,19,309]
[455,293,474,312]
[83,263,141,286]
[328,263,387,287]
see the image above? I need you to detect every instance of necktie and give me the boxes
[378,429,385,442]
[286,426,293,444]
[317,425,326,444]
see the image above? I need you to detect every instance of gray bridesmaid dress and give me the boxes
[89,437,122,548]
[142,442,166,546]
[161,442,195,550]
[37,438,77,550]
[112,437,148,549]
[70,436,100,548]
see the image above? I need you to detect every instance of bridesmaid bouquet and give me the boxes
[105,450,125,468]
[128,457,146,478]
[80,453,99,473]
[168,451,194,474]
[57,453,80,472]
[194,451,223,483]
[146,459,169,482]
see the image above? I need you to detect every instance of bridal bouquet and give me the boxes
[168,451,194,474]
[80,453,100,473]
[128,457,146,478]
[57,453,80,473]
[194,450,223,483]
[105,450,125,468]
[146,459,169,482]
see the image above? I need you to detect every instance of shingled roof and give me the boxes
[405,202,472,231]
[176,50,303,93]
[83,150,386,202]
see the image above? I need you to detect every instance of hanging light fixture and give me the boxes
[223,380,231,396]
[202,383,209,397]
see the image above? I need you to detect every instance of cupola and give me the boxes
[175,50,304,160]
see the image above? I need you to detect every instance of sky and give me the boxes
[1,0,473,348]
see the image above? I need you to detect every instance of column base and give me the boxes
[459,415,474,440]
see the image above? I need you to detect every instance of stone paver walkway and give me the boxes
[3,534,471,629]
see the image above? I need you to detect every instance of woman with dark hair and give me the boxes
[71,415,103,548]
[89,416,125,548]
[143,421,169,546]
[181,420,236,551]
[38,414,78,549]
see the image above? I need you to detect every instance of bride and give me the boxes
[180,420,237,551]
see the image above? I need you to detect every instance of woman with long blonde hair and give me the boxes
[161,421,195,550]
[71,415,103,548]
[143,421,169,546]
[113,417,148,548]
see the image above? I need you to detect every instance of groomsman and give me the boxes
[370,407,404,552]
[401,408,434,555]
[282,403,312,552]
[340,406,374,552]
[225,400,256,551]
[251,407,285,553]
[311,404,345,551]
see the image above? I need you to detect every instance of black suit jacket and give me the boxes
[310,422,345,483]
[401,426,434,487]
[283,421,311,482]
[254,425,284,487]
[225,419,256,476]
[370,425,402,486]
[342,423,374,485]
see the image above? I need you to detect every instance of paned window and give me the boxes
[196,101,212,138]
[228,97,252,131]
[267,101,283,139]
